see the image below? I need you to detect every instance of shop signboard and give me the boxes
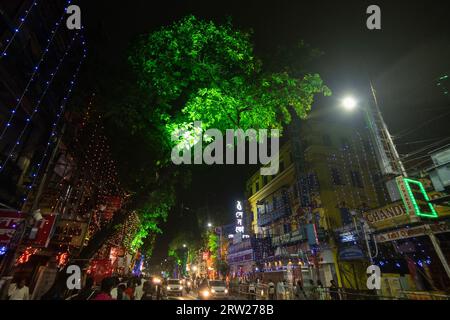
[375,221,450,243]
[25,214,57,248]
[363,201,416,231]
[339,245,365,261]
[52,220,88,247]
[0,210,24,246]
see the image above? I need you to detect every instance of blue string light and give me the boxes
[0,0,72,141]
[0,246,7,256]
[22,47,87,204]
[0,33,82,173]
[0,0,39,58]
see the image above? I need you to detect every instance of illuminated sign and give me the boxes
[339,231,357,243]
[230,201,250,240]
[396,177,438,219]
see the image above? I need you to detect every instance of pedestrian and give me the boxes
[72,277,96,300]
[276,280,285,300]
[117,284,130,300]
[248,281,256,300]
[329,280,340,300]
[317,280,326,300]
[8,278,30,300]
[308,279,318,300]
[134,277,144,300]
[267,279,275,300]
[294,280,307,300]
[141,281,153,300]
[124,278,135,300]
[92,277,115,300]
[41,275,67,300]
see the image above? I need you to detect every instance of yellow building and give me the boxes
[246,116,388,290]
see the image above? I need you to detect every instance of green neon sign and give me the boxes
[397,177,438,219]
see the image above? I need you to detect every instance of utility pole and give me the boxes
[425,224,450,281]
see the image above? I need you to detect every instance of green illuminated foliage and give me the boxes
[129,15,331,144]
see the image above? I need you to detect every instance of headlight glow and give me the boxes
[201,290,210,297]
[225,289,228,294]
[211,289,216,293]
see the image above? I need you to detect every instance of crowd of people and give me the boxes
[6,275,164,301]
[6,272,343,301]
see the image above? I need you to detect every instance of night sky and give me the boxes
[80,0,450,261]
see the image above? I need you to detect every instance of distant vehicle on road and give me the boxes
[165,279,183,297]
[198,280,229,300]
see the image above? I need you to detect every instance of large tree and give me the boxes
[78,15,330,261]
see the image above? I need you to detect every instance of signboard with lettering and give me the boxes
[25,214,57,247]
[0,210,24,246]
[339,245,365,260]
[363,201,416,230]
[53,220,88,247]
[375,222,450,243]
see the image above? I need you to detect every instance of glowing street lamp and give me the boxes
[207,223,213,228]
[183,244,187,248]
[341,96,357,111]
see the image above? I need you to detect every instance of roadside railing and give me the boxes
[231,284,450,300]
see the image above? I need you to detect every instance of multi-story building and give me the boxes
[247,112,388,289]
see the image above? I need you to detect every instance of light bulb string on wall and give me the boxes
[0,0,40,58]
[0,0,72,140]
[22,47,87,204]
[0,32,82,173]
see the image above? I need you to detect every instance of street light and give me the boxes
[341,96,357,111]
[183,244,187,248]
[207,223,213,228]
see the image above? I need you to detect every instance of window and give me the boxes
[350,170,363,188]
[323,134,332,146]
[263,176,268,186]
[331,168,345,186]
[255,182,260,193]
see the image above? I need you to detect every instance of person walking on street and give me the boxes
[308,279,318,300]
[8,278,30,300]
[317,280,326,300]
[248,281,256,300]
[92,277,115,300]
[294,280,307,300]
[73,277,96,300]
[268,280,275,300]
[329,280,340,300]
[276,280,286,300]
[117,284,130,300]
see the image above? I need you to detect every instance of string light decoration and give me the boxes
[21,43,87,205]
[0,0,40,58]
[56,252,69,268]
[0,33,82,173]
[16,246,40,265]
[355,131,380,207]
[0,0,73,140]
